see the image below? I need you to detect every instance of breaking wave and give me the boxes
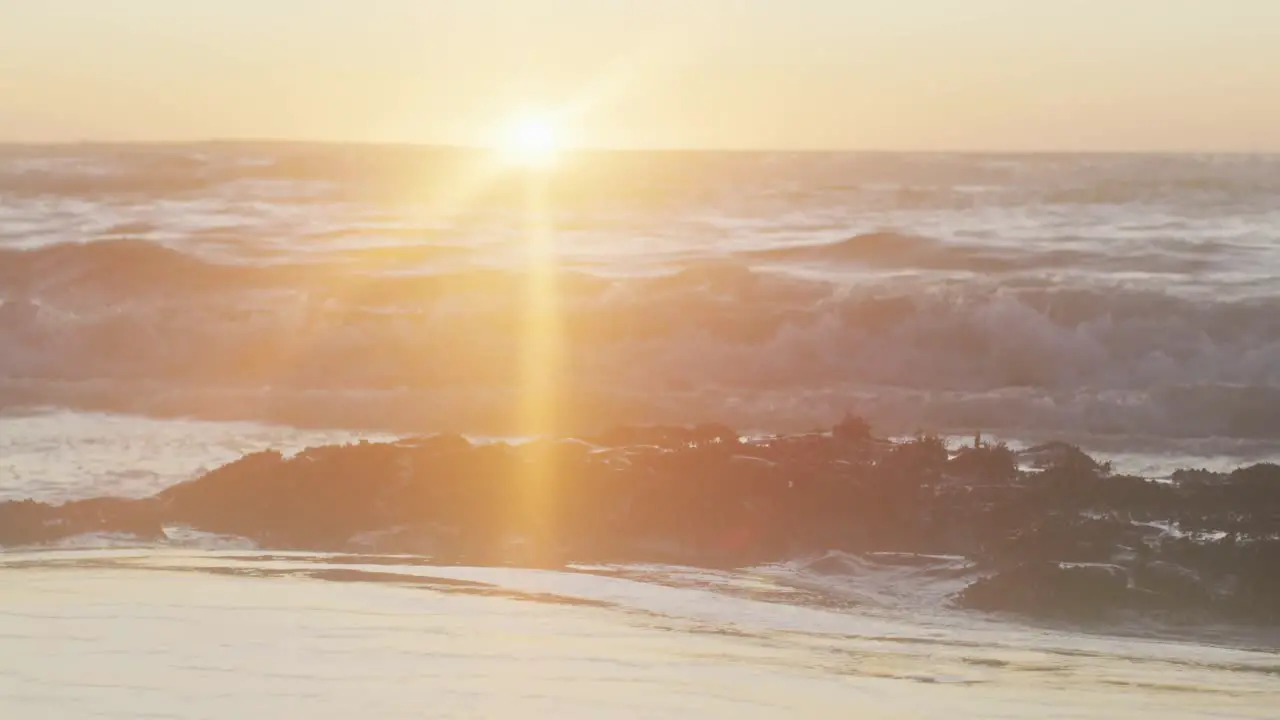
[3,244,1280,438]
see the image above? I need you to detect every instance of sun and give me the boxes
[499,114,562,169]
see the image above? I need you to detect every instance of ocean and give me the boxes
[1,143,1278,716]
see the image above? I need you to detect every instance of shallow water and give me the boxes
[2,550,1276,719]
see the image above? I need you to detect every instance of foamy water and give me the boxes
[0,409,395,502]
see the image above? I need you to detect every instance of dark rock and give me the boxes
[832,413,872,445]
[880,434,949,478]
[0,496,163,545]
[1020,442,1109,475]
[4,419,1280,628]
[948,441,1017,483]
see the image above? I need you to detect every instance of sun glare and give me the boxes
[500,114,562,169]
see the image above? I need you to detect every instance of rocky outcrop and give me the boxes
[2,420,1279,625]
[0,496,164,546]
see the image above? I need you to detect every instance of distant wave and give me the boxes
[743,231,987,270]
[0,239,252,297]
[0,239,482,301]
[0,236,1226,307]
[740,231,1216,275]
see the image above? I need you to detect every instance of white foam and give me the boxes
[0,409,396,503]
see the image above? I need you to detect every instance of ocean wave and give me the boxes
[750,231,940,261]
[743,231,1021,272]
[0,239,499,303]
[3,263,1279,378]
[0,239,252,297]
[4,264,1280,438]
[0,236,1232,310]
[741,231,1223,275]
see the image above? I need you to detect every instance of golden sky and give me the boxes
[2,0,1278,151]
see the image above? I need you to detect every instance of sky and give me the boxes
[1,0,1278,151]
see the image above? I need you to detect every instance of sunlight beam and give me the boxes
[515,170,563,563]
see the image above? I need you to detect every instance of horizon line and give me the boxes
[1,137,1277,156]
